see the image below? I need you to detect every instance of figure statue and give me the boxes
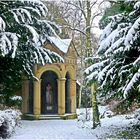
[46,83,52,111]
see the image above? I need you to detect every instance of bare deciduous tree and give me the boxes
[44,0,108,128]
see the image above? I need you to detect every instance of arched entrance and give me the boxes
[41,71,58,114]
[65,72,71,113]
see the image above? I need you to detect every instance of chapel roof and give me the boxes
[48,36,72,54]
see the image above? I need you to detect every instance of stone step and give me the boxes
[39,116,61,120]
[39,114,61,120]
[24,113,77,120]
[39,114,60,117]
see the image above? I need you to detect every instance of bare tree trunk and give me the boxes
[78,85,82,108]
[86,0,92,58]
[85,0,100,128]
[78,33,84,108]
[91,82,100,128]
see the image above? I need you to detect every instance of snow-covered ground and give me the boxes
[10,106,137,139]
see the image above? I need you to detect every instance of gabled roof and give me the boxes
[48,36,72,53]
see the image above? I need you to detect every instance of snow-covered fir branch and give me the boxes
[85,0,140,101]
[0,0,63,76]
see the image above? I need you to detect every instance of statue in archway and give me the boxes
[46,83,53,111]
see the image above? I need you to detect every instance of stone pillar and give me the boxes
[70,79,76,113]
[22,79,29,114]
[57,78,66,115]
[33,79,41,116]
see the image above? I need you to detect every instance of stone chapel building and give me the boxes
[21,37,77,119]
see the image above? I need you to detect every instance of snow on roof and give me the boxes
[49,36,71,53]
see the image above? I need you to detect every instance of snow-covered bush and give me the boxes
[100,110,115,118]
[133,108,140,121]
[77,108,91,128]
[0,109,21,139]
[85,0,140,103]
[9,96,22,108]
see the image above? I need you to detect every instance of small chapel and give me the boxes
[21,37,77,119]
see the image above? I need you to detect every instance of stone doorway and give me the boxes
[41,71,58,114]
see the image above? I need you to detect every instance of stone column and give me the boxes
[22,79,29,114]
[57,78,66,115]
[33,79,41,116]
[70,79,76,113]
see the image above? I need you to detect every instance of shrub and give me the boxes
[0,109,21,139]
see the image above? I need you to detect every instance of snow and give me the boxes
[98,64,110,82]
[11,120,96,139]
[25,25,39,45]
[9,105,138,139]
[76,80,81,86]
[86,71,98,81]
[0,0,63,77]
[0,17,6,31]
[0,32,18,58]
[99,14,125,54]
[134,1,140,9]
[124,69,140,98]
[87,0,140,97]
[49,36,71,53]
[10,96,22,101]
[85,63,99,74]
[24,6,41,17]
[19,8,32,22]
[21,0,48,17]
[48,21,62,34]
[0,109,21,138]
[124,17,140,50]
[39,48,51,64]
[133,56,140,65]
[99,66,114,88]
[99,29,119,53]
[85,59,109,75]
[100,22,113,42]
[12,8,32,23]
[114,46,124,54]
[104,37,124,56]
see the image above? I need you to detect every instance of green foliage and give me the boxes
[0,0,62,75]
[0,0,62,107]
[81,87,91,108]
[107,124,140,139]
[100,1,133,29]
[86,0,140,105]
[0,56,23,106]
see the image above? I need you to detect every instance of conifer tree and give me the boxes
[86,0,140,104]
[0,0,62,75]
[0,0,62,106]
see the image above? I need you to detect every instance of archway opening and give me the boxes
[41,71,58,114]
[65,72,71,113]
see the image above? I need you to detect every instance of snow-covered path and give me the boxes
[11,120,96,139]
[10,106,137,139]
[11,116,135,139]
